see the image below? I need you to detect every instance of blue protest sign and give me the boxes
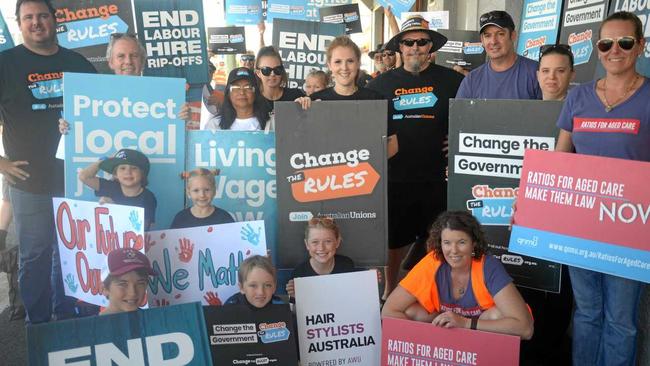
[27,302,213,366]
[517,0,562,61]
[267,0,352,22]
[186,131,277,261]
[63,72,186,230]
[225,0,263,25]
[134,0,209,85]
[0,9,14,52]
[374,0,414,19]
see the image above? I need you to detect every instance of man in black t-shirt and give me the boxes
[0,0,96,324]
[367,16,464,302]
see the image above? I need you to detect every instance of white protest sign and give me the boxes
[295,271,381,365]
[53,198,145,307]
[147,220,267,307]
[401,11,449,29]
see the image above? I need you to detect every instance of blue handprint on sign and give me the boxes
[129,210,142,231]
[240,223,262,246]
[65,273,78,293]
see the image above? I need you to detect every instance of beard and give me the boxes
[404,55,425,75]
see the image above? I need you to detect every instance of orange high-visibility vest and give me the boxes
[428,255,495,312]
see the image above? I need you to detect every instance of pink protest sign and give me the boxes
[381,317,519,366]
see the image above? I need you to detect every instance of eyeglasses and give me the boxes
[382,51,396,57]
[399,38,432,47]
[229,85,255,93]
[539,44,574,64]
[241,55,255,62]
[257,65,285,76]
[596,36,637,53]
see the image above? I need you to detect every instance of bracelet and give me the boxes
[470,317,478,330]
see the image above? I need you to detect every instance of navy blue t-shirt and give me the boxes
[96,178,157,230]
[170,207,235,229]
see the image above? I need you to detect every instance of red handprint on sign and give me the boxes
[144,233,156,252]
[204,291,222,306]
[176,238,194,263]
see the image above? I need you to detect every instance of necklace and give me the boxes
[602,75,639,112]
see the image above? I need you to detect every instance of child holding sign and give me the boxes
[171,168,234,229]
[225,255,284,309]
[101,248,156,315]
[79,149,157,230]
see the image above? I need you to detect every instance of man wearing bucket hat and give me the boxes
[367,15,464,302]
[456,10,541,99]
[369,43,386,77]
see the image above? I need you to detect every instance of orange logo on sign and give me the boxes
[291,162,380,202]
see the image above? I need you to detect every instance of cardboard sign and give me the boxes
[400,11,449,29]
[272,19,344,89]
[207,26,247,54]
[275,101,387,269]
[511,150,650,283]
[53,198,144,306]
[147,221,268,306]
[375,0,415,18]
[52,0,135,73]
[134,0,209,85]
[295,271,382,365]
[0,9,14,52]
[448,99,563,292]
[63,72,185,230]
[320,4,362,34]
[204,304,298,365]
[225,0,263,25]
[27,302,213,366]
[558,0,609,85]
[267,0,352,22]
[381,317,520,366]
[436,29,485,71]
[186,131,277,264]
[517,0,563,61]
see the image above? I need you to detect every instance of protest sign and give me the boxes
[52,0,134,73]
[0,9,14,52]
[225,0,263,25]
[186,131,277,263]
[275,101,387,269]
[267,0,352,22]
[448,99,562,292]
[272,19,344,88]
[375,0,415,18]
[207,26,247,54]
[295,271,381,365]
[27,302,212,366]
[558,0,610,84]
[400,11,449,29]
[381,317,520,366]
[436,29,485,72]
[204,304,298,365]
[53,198,144,307]
[517,0,563,61]
[63,72,185,230]
[134,0,209,85]
[320,4,362,34]
[511,150,650,283]
[147,221,268,306]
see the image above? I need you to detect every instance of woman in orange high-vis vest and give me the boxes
[382,211,534,339]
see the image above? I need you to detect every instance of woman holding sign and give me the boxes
[555,11,649,366]
[382,211,533,340]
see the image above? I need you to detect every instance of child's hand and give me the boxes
[64,273,78,293]
[176,238,194,263]
[129,210,142,231]
[240,223,262,246]
[376,269,383,284]
[178,103,191,121]
[154,298,170,307]
[295,96,312,110]
[204,291,222,306]
[58,118,70,135]
[98,196,114,205]
[285,279,295,298]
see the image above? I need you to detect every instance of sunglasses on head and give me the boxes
[241,55,255,62]
[257,65,285,76]
[308,216,335,226]
[399,38,432,47]
[539,43,574,61]
[596,36,637,52]
[110,32,138,40]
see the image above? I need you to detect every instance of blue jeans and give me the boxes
[569,266,642,366]
[9,187,74,323]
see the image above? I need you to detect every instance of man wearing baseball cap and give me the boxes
[456,10,541,99]
[367,16,464,302]
[101,248,156,315]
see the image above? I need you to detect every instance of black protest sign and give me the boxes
[320,4,362,34]
[558,0,610,85]
[275,100,388,269]
[52,0,135,74]
[436,29,485,71]
[208,26,247,54]
[448,99,563,292]
[204,304,298,365]
[272,19,345,89]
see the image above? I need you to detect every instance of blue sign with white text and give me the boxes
[63,73,186,230]
[517,0,562,61]
[0,10,14,52]
[27,302,213,366]
[226,0,264,25]
[375,0,415,18]
[267,0,352,22]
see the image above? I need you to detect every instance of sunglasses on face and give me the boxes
[257,65,285,76]
[241,55,255,62]
[229,85,255,93]
[382,51,396,57]
[596,36,637,52]
[399,38,432,47]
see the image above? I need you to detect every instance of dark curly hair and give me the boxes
[427,211,489,262]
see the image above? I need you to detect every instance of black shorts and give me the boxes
[388,181,446,249]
